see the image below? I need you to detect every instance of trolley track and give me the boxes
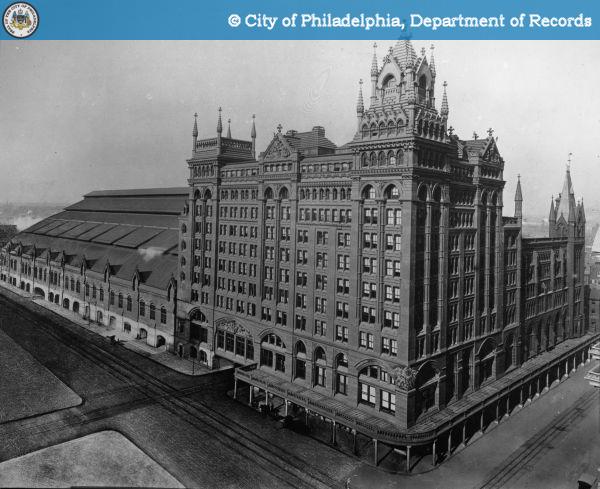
[476,388,596,489]
[0,294,340,489]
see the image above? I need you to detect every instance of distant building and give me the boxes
[0,40,595,467]
[0,224,17,247]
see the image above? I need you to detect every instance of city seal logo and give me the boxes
[3,2,39,38]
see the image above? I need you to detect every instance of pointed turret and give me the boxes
[429,44,436,77]
[514,174,523,221]
[370,43,378,106]
[192,112,198,153]
[357,79,364,114]
[549,195,556,224]
[370,42,378,77]
[556,165,575,221]
[251,114,256,158]
[441,81,449,117]
[216,107,223,134]
[227,118,231,138]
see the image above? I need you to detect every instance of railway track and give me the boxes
[0,295,340,489]
[476,388,596,489]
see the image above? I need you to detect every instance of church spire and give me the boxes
[192,112,198,152]
[227,118,231,138]
[440,81,449,117]
[514,174,523,221]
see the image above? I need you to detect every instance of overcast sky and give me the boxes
[0,40,598,218]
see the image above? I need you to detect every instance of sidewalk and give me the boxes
[0,283,232,377]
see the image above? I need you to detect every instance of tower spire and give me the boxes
[440,81,449,117]
[370,42,378,76]
[370,43,378,106]
[515,174,523,221]
[216,107,222,134]
[251,114,256,159]
[356,79,364,114]
[192,112,198,153]
[227,118,231,138]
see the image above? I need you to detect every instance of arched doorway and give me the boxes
[96,311,103,323]
[63,298,70,309]
[54,295,59,305]
[177,344,183,357]
[73,301,79,313]
[139,328,148,340]
[199,350,207,364]
[156,335,166,348]
[48,291,54,302]
[34,287,45,299]
[190,346,198,359]
[109,316,116,329]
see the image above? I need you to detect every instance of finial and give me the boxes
[371,46,380,77]
[448,126,454,136]
[567,152,572,170]
[441,81,449,117]
[356,79,364,114]
[473,131,478,140]
[251,114,256,138]
[518,173,521,180]
[192,112,198,138]
[429,44,436,76]
[277,123,283,134]
[487,128,494,138]
[216,106,222,134]
[227,118,231,138]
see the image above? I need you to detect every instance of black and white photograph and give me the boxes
[0,39,599,488]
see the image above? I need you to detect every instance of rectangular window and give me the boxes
[380,391,396,413]
[359,383,376,405]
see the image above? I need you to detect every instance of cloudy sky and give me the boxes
[0,40,598,218]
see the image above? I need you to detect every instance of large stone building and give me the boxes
[0,40,595,466]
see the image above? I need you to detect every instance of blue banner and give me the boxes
[1,0,599,40]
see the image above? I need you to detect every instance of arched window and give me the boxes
[99,287,104,302]
[76,280,80,293]
[160,306,167,324]
[361,153,368,167]
[181,223,187,233]
[139,300,145,317]
[279,187,289,200]
[118,293,123,308]
[109,290,115,305]
[264,187,274,200]
[313,347,327,387]
[362,185,376,200]
[335,353,349,394]
[378,152,385,166]
[126,296,132,312]
[385,185,399,199]
[295,341,307,380]
[149,303,156,320]
[415,363,438,418]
